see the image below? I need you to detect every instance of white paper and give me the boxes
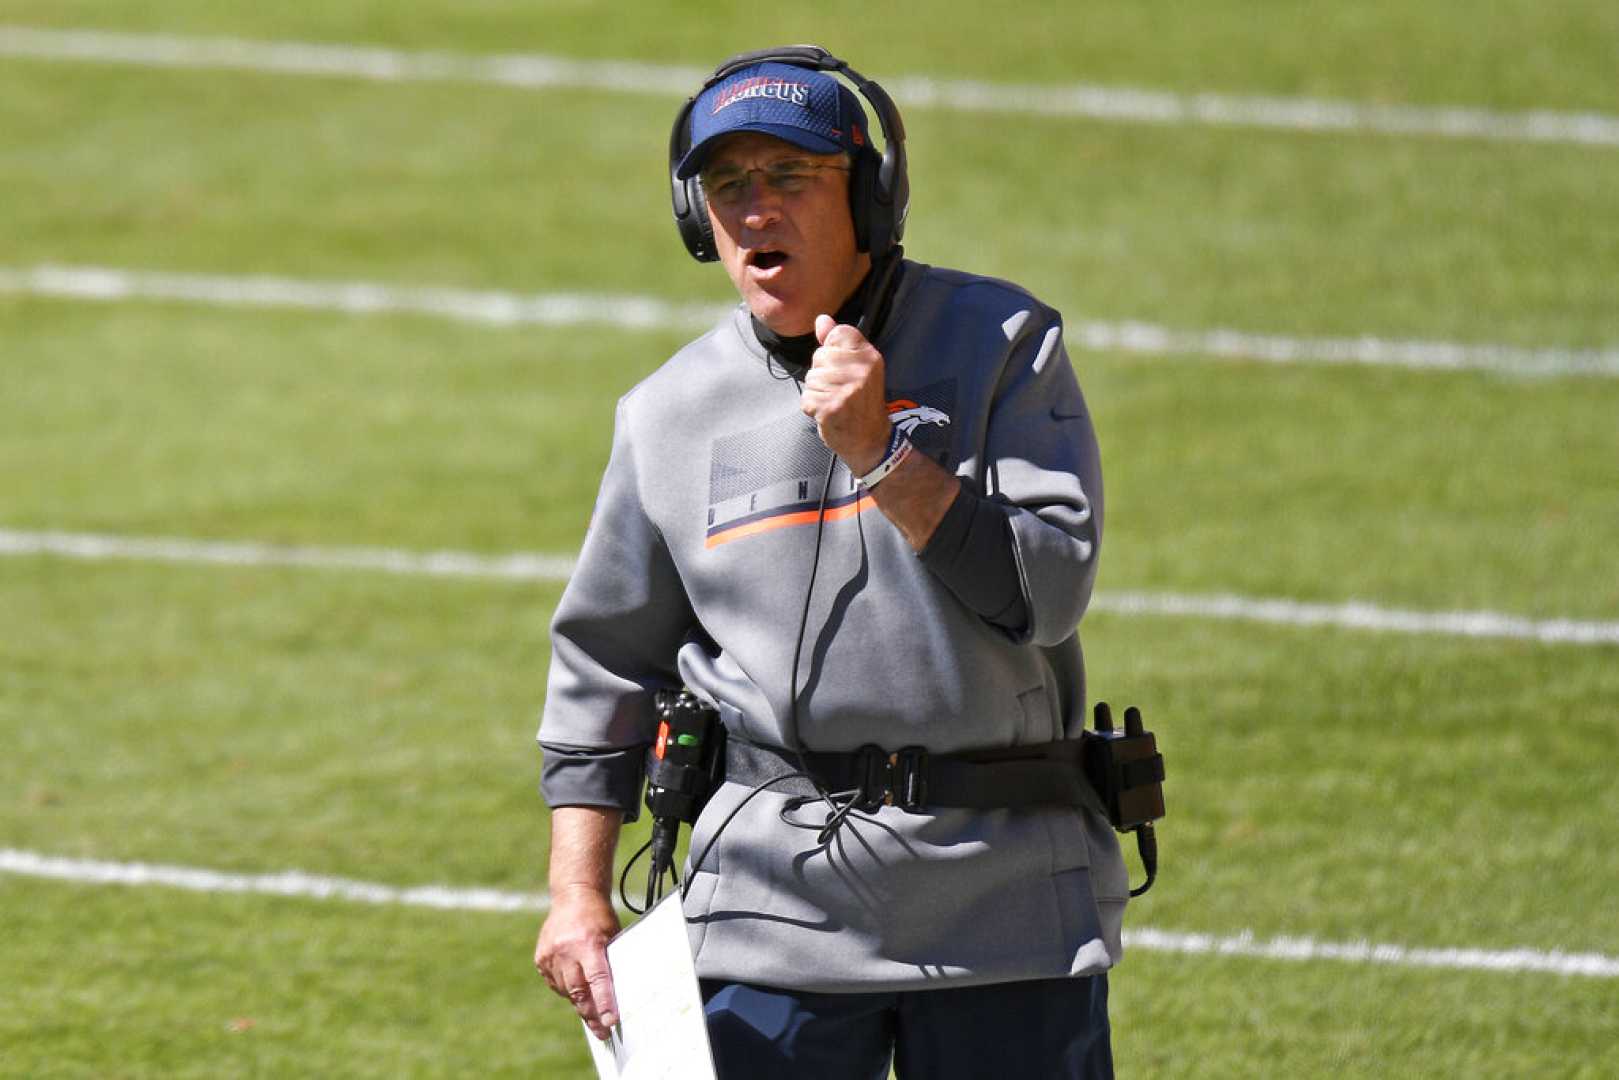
[583,895,717,1080]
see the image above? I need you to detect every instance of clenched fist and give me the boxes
[801,314,893,475]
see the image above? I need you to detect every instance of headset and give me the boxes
[668,45,909,264]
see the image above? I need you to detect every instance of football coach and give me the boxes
[535,45,1126,1079]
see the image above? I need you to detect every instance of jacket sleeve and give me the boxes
[982,308,1103,647]
[538,396,697,819]
[918,481,1029,633]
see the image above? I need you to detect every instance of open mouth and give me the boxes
[751,250,789,270]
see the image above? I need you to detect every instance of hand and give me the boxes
[801,314,893,475]
[534,887,621,1040]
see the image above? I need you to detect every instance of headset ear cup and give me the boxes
[848,151,872,255]
[848,147,889,258]
[884,147,909,249]
[669,90,719,263]
[688,178,717,262]
[674,177,720,263]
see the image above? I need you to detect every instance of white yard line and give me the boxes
[1092,591,1619,648]
[3,849,1615,978]
[6,528,1617,647]
[0,849,547,914]
[0,265,727,334]
[3,25,1618,149]
[1124,926,1619,979]
[6,265,1617,379]
[1066,320,1619,379]
[0,527,579,584]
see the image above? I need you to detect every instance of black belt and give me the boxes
[724,735,1105,812]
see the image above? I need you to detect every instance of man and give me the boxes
[535,50,1125,1078]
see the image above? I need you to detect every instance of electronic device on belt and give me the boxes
[1085,702,1166,896]
[632,689,725,912]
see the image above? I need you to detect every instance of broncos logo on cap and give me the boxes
[886,399,950,435]
[711,76,811,113]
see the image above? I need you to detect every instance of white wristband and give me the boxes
[855,431,914,489]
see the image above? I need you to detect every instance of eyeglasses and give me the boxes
[699,160,851,208]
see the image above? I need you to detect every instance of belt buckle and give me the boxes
[891,746,928,810]
[854,744,889,812]
[853,744,929,811]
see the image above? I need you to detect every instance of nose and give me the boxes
[739,175,785,231]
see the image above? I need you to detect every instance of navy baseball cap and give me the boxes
[676,61,871,179]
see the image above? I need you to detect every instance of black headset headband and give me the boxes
[668,45,909,263]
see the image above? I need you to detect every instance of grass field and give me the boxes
[3,3,1617,1076]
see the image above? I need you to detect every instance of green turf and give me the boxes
[4,301,1616,619]
[6,880,1612,1080]
[2,2,1617,1077]
[1111,947,1619,1079]
[1088,354,1619,618]
[6,562,1615,951]
[1083,612,1619,954]
[0,558,555,885]
[3,568,1617,1076]
[4,61,1617,348]
[0,876,573,1078]
[0,300,675,554]
[8,1,1619,112]
[2,875,1615,1078]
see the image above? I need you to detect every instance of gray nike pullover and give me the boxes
[540,261,1127,991]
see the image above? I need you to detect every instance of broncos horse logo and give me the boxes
[886,399,951,436]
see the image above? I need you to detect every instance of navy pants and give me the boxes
[701,974,1113,1080]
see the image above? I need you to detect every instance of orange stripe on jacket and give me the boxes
[704,494,873,549]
